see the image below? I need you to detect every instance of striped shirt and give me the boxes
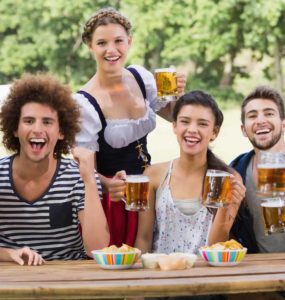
[0,155,103,260]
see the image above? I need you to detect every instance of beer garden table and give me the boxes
[0,253,285,299]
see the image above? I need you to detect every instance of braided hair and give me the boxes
[82,7,132,45]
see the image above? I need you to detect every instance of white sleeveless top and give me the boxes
[153,161,213,254]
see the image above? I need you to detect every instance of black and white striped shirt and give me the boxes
[0,156,103,260]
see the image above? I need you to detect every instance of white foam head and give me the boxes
[155,67,176,73]
[206,169,231,177]
[261,199,285,208]
[126,175,149,183]
[258,164,285,169]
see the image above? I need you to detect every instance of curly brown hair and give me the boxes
[82,7,132,45]
[0,73,81,158]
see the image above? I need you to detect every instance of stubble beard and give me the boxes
[249,131,282,151]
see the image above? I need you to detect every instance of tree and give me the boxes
[0,0,118,86]
[123,0,197,70]
[125,0,247,97]
[241,0,285,92]
[1,0,285,99]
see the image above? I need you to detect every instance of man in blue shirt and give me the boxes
[231,86,285,254]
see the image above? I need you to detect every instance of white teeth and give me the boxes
[185,137,199,143]
[30,138,45,143]
[105,56,119,61]
[256,129,270,134]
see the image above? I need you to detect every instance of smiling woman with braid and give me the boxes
[74,7,186,247]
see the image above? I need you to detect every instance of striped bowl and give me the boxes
[199,248,247,266]
[91,249,141,270]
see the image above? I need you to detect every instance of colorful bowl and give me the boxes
[199,248,247,266]
[91,249,141,270]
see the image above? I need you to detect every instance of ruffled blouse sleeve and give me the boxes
[73,92,102,152]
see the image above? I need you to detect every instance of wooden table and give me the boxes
[0,253,285,299]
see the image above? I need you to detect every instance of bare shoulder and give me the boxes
[144,162,170,187]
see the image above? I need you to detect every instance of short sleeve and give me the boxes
[73,178,85,212]
[94,171,103,200]
[73,93,102,152]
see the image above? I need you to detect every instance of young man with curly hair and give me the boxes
[0,73,109,265]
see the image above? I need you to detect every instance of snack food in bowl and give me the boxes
[92,244,141,270]
[141,252,197,270]
[168,253,197,268]
[141,253,168,269]
[199,239,247,267]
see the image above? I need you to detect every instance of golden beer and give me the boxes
[125,175,150,211]
[155,68,178,100]
[257,166,285,196]
[202,170,231,208]
[261,198,285,235]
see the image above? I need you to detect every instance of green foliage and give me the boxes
[187,74,243,110]
[0,0,117,86]
[0,0,285,100]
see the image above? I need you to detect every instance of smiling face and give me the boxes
[14,102,64,163]
[173,104,218,157]
[88,23,131,74]
[242,98,285,150]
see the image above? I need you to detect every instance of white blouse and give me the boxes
[74,65,166,152]
[153,161,213,254]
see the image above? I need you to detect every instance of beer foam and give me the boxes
[206,170,230,177]
[155,67,176,73]
[258,164,285,169]
[261,200,285,208]
[126,175,149,183]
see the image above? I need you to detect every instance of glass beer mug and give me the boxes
[124,175,150,211]
[257,151,285,235]
[257,151,285,196]
[154,67,178,102]
[202,169,232,208]
[261,197,285,235]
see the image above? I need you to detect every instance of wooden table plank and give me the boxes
[0,253,284,299]
[1,258,285,282]
[0,274,284,299]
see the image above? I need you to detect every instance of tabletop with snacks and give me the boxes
[1,243,285,299]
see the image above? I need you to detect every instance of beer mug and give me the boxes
[202,169,232,208]
[154,67,178,102]
[257,151,285,196]
[261,197,285,235]
[124,175,150,211]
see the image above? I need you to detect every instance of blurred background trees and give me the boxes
[0,0,285,103]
